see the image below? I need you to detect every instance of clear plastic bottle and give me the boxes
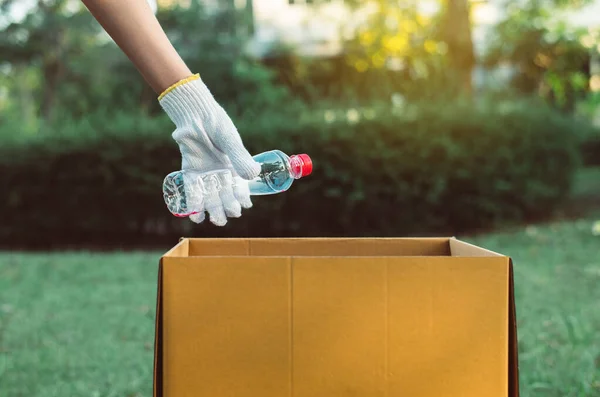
[163,150,312,217]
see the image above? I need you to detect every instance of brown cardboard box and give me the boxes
[153,237,519,397]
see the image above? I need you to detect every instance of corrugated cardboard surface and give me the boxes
[153,238,519,397]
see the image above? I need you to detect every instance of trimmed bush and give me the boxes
[581,135,600,166]
[0,98,582,248]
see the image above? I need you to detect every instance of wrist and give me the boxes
[158,73,200,101]
[158,74,220,128]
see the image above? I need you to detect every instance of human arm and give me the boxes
[80,0,190,93]
[81,0,261,226]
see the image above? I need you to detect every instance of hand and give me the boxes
[81,2,259,225]
[159,74,261,226]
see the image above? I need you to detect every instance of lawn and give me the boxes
[0,252,159,397]
[1,168,599,397]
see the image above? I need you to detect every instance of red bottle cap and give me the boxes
[296,154,312,177]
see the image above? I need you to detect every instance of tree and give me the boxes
[0,0,120,121]
[341,0,475,96]
[156,0,290,115]
[440,0,475,92]
[484,0,593,110]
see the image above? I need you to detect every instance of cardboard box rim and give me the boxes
[153,237,519,397]
[161,237,505,258]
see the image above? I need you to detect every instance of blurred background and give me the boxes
[0,0,599,246]
[0,0,599,396]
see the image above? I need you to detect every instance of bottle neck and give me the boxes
[289,155,304,179]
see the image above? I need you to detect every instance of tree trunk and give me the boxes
[40,60,63,122]
[40,29,66,122]
[441,0,475,93]
[245,0,254,36]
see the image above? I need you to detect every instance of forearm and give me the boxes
[81,0,191,94]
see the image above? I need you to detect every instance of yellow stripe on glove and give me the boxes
[158,73,200,101]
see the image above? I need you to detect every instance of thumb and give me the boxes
[212,125,261,180]
[227,144,261,180]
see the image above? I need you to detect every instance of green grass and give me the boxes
[1,218,599,396]
[0,252,160,397]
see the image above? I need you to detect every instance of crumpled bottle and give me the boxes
[163,150,313,217]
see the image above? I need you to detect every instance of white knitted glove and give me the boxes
[159,74,261,226]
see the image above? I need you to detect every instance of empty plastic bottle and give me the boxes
[163,150,313,217]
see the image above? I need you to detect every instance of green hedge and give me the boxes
[0,99,582,248]
[582,135,600,166]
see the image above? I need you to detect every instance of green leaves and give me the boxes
[0,96,585,244]
[484,0,593,111]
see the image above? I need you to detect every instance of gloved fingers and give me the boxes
[212,120,261,180]
[182,169,205,218]
[202,174,228,226]
[205,196,227,226]
[227,147,261,181]
[232,176,253,209]
[217,172,242,218]
[189,211,206,224]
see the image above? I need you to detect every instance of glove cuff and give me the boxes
[158,74,219,129]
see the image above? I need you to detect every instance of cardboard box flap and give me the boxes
[183,237,452,257]
[163,238,189,257]
[449,238,504,257]
[166,237,508,258]
[509,258,520,397]
[152,259,164,397]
